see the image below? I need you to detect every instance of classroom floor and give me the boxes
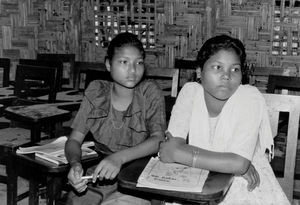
[0,165,35,205]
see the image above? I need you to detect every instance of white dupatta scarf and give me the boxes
[175,83,274,161]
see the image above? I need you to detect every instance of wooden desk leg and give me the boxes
[7,154,18,205]
[30,124,41,143]
[29,179,39,205]
[46,176,63,205]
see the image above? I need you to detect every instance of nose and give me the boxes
[222,70,231,80]
[128,62,136,73]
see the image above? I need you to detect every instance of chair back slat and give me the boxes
[37,54,75,89]
[263,93,300,202]
[19,59,63,92]
[0,58,10,87]
[267,75,300,95]
[145,67,180,97]
[14,64,58,103]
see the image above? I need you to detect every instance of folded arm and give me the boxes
[159,134,250,175]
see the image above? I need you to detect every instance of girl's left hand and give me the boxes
[92,153,122,183]
[242,163,260,191]
[159,131,185,163]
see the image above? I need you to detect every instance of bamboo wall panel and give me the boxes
[0,0,80,81]
[2,0,300,83]
[216,0,300,72]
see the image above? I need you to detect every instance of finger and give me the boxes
[248,171,255,191]
[68,176,83,187]
[73,180,87,191]
[99,167,109,181]
[92,168,101,183]
[158,140,164,148]
[74,166,83,179]
[110,169,119,180]
[165,131,173,141]
[77,184,87,193]
[253,169,260,188]
[104,169,113,180]
[92,164,103,183]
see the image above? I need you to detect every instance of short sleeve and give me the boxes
[71,82,98,135]
[143,81,166,138]
[167,82,197,139]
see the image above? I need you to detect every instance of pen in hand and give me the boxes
[81,175,99,183]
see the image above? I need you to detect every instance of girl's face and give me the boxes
[106,46,145,89]
[201,49,242,101]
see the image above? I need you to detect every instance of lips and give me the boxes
[127,78,136,81]
[218,85,229,89]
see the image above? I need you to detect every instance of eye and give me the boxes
[231,67,241,72]
[119,60,127,64]
[137,60,144,65]
[212,65,222,70]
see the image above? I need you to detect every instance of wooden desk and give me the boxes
[38,90,83,103]
[7,151,101,205]
[37,90,82,112]
[3,104,71,143]
[0,86,16,105]
[118,158,233,205]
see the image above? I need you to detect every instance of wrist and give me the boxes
[191,148,200,168]
[70,160,81,167]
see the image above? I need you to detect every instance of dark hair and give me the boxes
[105,32,145,62]
[196,35,246,72]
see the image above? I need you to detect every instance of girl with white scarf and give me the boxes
[159,35,289,204]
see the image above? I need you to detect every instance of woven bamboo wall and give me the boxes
[0,0,80,81]
[84,0,212,68]
[2,0,300,81]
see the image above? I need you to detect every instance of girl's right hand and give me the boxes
[159,132,184,163]
[67,162,88,193]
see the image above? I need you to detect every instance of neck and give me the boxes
[204,92,227,117]
[111,83,134,111]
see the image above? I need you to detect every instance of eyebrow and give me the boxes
[213,61,241,65]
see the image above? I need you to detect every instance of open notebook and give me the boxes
[16,136,97,165]
[137,157,209,192]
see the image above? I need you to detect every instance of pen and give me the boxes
[81,175,93,180]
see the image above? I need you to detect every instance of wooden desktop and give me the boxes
[118,157,234,205]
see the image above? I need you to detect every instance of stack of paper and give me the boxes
[137,157,209,192]
[17,136,97,165]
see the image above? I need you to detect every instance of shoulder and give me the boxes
[84,80,111,101]
[238,84,264,100]
[179,82,203,97]
[239,84,261,94]
[182,82,202,90]
[136,79,163,96]
[234,84,266,109]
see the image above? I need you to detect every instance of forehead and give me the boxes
[208,49,240,62]
[113,46,143,58]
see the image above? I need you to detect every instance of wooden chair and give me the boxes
[175,58,197,82]
[19,58,63,92]
[0,58,10,87]
[145,67,180,98]
[263,93,300,203]
[0,58,11,128]
[74,61,109,89]
[13,64,58,104]
[0,65,70,203]
[5,64,64,139]
[267,75,300,95]
[37,53,76,89]
[144,67,180,122]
